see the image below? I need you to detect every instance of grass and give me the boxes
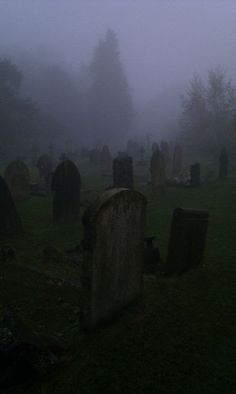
[0,161,236,393]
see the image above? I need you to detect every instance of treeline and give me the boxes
[0,29,133,162]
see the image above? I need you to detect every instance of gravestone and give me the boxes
[5,160,30,202]
[80,188,146,328]
[51,159,81,222]
[160,141,170,164]
[36,154,53,193]
[0,176,22,235]
[152,142,159,153]
[150,148,166,192]
[101,145,112,175]
[162,208,209,275]
[113,156,133,189]
[219,148,228,180]
[190,163,201,187]
[172,144,182,177]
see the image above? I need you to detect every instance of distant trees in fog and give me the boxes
[0,58,61,160]
[88,29,133,147]
[181,68,236,153]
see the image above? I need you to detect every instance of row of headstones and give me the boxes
[0,145,228,234]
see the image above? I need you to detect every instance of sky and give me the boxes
[0,0,236,106]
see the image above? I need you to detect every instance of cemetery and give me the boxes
[1,3,236,393]
[0,149,235,393]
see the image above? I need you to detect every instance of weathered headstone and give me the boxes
[113,156,133,189]
[162,208,209,275]
[36,154,53,193]
[100,145,112,175]
[5,160,30,202]
[150,148,166,192]
[218,148,228,180]
[51,160,81,222]
[190,163,201,187]
[80,188,146,328]
[172,144,182,177]
[0,176,22,235]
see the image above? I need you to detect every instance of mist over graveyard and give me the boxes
[0,1,236,394]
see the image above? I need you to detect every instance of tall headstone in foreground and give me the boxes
[51,159,81,222]
[150,148,166,192]
[113,156,133,189]
[162,208,209,275]
[36,154,53,192]
[190,163,201,187]
[218,148,228,180]
[80,188,146,328]
[172,144,182,177]
[0,176,22,234]
[5,160,30,202]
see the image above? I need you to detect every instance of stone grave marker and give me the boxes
[172,144,182,177]
[101,145,112,175]
[150,148,166,192]
[80,188,146,328]
[219,148,228,180]
[160,140,170,165]
[0,176,22,235]
[113,156,133,189]
[162,208,209,275]
[51,159,81,222]
[5,160,30,202]
[190,163,201,187]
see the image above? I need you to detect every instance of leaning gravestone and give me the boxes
[113,156,133,189]
[162,208,209,275]
[51,159,81,222]
[36,154,53,193]
[5,160,30,202]
[190,163,201,187]
[0,176,22,235]
[150,148,166,192]
[80,188,146,328]
[218,147,228,180]
[172,144,182,177]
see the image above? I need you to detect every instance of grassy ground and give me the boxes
[0,161,236,393]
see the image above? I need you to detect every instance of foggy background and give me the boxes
[1,0,236,155]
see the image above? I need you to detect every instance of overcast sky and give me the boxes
[0,0,236,105]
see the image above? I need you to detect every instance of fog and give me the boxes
[1,0,236,150]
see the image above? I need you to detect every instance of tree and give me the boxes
[180,69,236,153]
[88,30,133,147]
[0,58,60,161]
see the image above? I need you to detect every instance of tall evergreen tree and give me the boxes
[88,30,133,147]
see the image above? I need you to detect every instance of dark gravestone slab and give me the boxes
[163,208,209,275]
[150,149,166,192]
[80,188,146,328]
[0,176,22,235]
[190,163,201,187]
[4,160,30,202]
[172,145,182,177]
[51,160,81,222]
[143,236,161,274]
[113,156,133,189]
[219,148,228,180]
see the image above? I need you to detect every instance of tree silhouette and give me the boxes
[88,30,133,147]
